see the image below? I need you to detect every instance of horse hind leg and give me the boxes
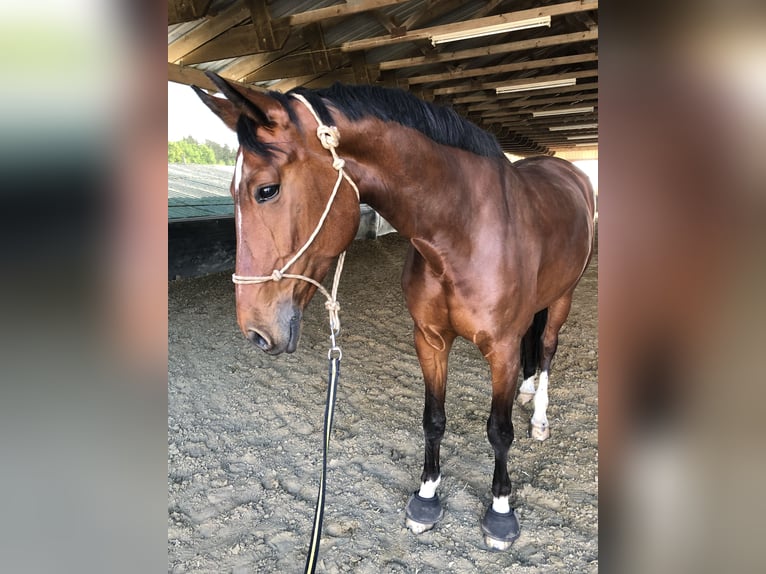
[530,294,574,441]
[517,309,548,405]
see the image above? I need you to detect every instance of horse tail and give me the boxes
[521,308,549,378]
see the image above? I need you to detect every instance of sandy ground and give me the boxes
[168,233,597,573]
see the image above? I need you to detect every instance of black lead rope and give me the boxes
[304,349,341,574]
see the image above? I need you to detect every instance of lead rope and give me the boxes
[230,94,359,574]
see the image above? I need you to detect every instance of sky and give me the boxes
[168,81,239,148]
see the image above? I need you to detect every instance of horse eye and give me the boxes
[255,184,280,203]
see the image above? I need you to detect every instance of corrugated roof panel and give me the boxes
[323,13,387,46]
[168,164,234,221]
[196,58,242,74]
[168,203,235,221]
[270,0,341,20]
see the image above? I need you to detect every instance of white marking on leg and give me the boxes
[233,149,244,192]
[519,375,536,395]
[418,476,440,499]
[407,520,433,534]
[531,370,549,430]
[492,495,511,514]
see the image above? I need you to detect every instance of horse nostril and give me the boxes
[247,329,272,352]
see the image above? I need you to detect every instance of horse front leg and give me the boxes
[481,338,523,550]
[405,325,455,534]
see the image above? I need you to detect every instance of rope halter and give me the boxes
[231,93,360,339]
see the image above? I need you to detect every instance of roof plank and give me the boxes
[380,28,597,71]
[275,0,413,27]
[341,1,598,52]
[168,0,213,26]
[411,52,598,88]
[433,68,598,96]
[168,4,251,63]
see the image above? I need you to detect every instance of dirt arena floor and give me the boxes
[169,232,598,573]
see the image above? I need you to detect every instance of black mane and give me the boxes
[285,83,504,159]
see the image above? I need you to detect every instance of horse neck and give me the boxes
[335,117,501,240]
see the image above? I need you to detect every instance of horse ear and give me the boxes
[191,85,241,132]
[201,72,289,128]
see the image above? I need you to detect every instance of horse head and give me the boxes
[193,73,360,355]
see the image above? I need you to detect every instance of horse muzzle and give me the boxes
[242,304,303,355]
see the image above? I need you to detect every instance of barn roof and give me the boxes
[168,163,234,221]
[168,0,598,157]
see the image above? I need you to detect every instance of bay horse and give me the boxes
[193,72,595,551]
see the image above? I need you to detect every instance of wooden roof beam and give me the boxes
[341,0,598,52]
[243,0,290,51]
[273,0,413,27]
[520,134,598,142]
[379,28,596,71]
[269,70,356,92]
[400,0,471,30]
[180,0,290,64]
[414,53,597,89]
[218,34,307,82]
[240,24,340,83]
[172,1,416,68]
[475,93,599,117]
[168,0,212,25]
[488,124,599,137]
[497,115,599,129]
[167,62,256,91]
[495,129,599,142]
[168,3,251,63]
[401,0,504,31]
[240,52,341,83]
[433,68,598,96]
[452,80,598,105]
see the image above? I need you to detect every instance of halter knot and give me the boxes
[271,269,283,281]
[317,125,340,150]
[332,157,345,170]
[324,300,340,313]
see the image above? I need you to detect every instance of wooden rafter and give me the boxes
[168,0,213,25]
[239,25,342,83]
[400,0,469,30]
[493,112,599,125]
[475,93,599,116]
[167,0,600,154]
[379,28,597,71]
[410,53,598,88]
[168,4,251,63]
[453,81,599,105]
[167,62,255,92]
[273,0,413,27]
[244,0,290,52]
[433,68,598,96]
[341,1,598,52]
[220,35,308,82]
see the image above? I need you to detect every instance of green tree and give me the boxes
[204,139,237,165]
[168,141,183,163]
[168,136,218,165]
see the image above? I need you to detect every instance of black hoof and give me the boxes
[405,491,443,534]
[481,507,520,551]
